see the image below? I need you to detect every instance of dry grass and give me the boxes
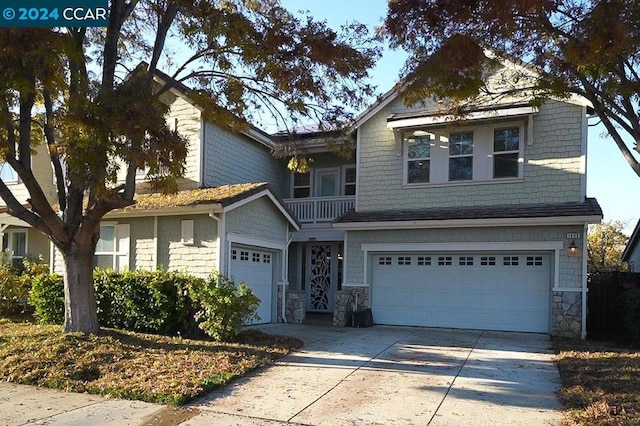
[553,338,640,425]
[0,317,301,406]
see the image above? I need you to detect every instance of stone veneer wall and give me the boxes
[276,287,305,323]
[333,287,369,326]
[552,291,582,337]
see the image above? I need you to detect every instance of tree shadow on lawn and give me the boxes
[553,337,640,423]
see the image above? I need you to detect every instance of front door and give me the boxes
[307,244,335,312]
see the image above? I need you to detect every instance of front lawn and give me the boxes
[0,317,301,406]
[553,338,640,425]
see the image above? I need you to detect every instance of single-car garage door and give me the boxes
[371,252,551,332]
[230,246,274,324]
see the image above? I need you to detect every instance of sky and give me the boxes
[280,0,640,234]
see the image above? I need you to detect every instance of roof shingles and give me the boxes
[334,198,603,223]
[123,182,268,211]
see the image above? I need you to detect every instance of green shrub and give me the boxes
[0,254,49,316]
[620,289,640,345]
[94,269,202,336]
[29,273,65,324]
[190,274,260,341]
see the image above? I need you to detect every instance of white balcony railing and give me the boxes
[284,196,355,224]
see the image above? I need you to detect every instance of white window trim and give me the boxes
[403,133,432,185]
[95,223,130,271]
[290,169,313,199]
[447,131,474,182]
[342,164,356,196]
[492,125,524,180]
[0,162,20,184]
[402,121,525,187]
[3,229,28,258]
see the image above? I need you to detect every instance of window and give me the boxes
[449,131,473,181]
[293,172,311,198]
[343,166,356,195]
[480,256,496,266]
[181,220,194,245]
[263,253,271,264]
[438,256,452,266]
[378,256,392,265]
[252,252,261,262]
[240,251,249,261]
[398,256,412,265]
[493,128,520,178]
[459,256,474,266]
[2,229,27,260]
[526,256,543,266]
[503,256,519,266]
[231,249,237,260]
[94,225,115,269]
[0,163,18,183]
[405,133,431,184]
[417,256,431,265]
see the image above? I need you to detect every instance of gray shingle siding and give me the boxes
[203,123,286,198]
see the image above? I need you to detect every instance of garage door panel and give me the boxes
[230,247,273,324]
[371,252,551,333]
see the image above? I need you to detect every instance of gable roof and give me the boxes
[334,198,602,230]
[353,54,593,130]
[150,66,275,149]
[108,183,300,230]
[622,219,640,262]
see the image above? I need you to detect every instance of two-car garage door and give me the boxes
[371,252,551,333]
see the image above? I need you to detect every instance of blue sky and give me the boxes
[281,0,640,233]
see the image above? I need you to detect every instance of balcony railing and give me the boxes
[284,196,355,224]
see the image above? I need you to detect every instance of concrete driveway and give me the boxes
[186,324,562,425]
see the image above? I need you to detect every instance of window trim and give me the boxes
[403,132,433,185]
[492,126,523,179]
[402,120,525,187]
[342,165,357,196]
[3,229,28,259]
[447,131,474,182]
[0,162,20,184]
[94,223,129,271]
[291,170,312,199]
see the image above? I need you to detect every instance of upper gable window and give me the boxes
[493,127,520,178]
[405,133,431,184]
[448,131,473,181]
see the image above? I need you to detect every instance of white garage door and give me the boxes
[230,246,274,324]
[371,252,551,332]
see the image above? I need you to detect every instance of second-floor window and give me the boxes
[493,127,520,178]
[448,131,473,181]
[343,166,356,195]
[403,122,523,185]
[293,172,311,198]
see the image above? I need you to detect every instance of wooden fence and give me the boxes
[587,271,640,339]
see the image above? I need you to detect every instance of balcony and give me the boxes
[284,196,355,224]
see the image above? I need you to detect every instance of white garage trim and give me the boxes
[227,233,286,250]
[333,216,600,230]
[360,241,564,289]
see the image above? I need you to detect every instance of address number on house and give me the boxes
[566,233,582,239]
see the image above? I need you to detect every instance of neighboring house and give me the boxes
[0,145,57,264]
[622,219,640,272]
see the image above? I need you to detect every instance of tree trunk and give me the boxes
[62,245,100,334]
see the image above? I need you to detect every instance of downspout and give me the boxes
[581,223,589,339]
[152,216,158,270]
[280,227,294,323]
[209,211,222,273]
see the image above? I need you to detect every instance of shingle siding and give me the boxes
[357,99,585,211]
[203,123,286,198]
[156,214,218,278]
[224,196,288,273]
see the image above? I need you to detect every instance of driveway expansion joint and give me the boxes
[427,329,485,425]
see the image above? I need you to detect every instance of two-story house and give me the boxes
[43,60,600,338]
